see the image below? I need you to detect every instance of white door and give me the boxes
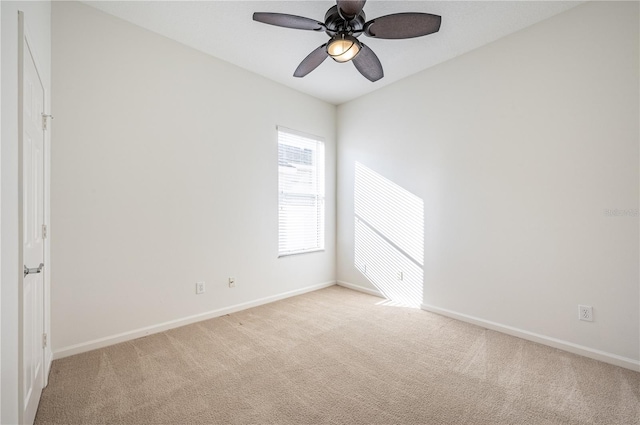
[20,12,46,425]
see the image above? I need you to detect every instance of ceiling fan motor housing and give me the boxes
[324,5,366,36]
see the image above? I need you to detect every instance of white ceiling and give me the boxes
[83,1,583,105]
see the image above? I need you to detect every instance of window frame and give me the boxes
[277,126,325,257]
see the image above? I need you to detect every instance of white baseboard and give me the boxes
[337,280,385,298]
[421,302,640,372]
[54,280,336,360]
[337,280,639,371]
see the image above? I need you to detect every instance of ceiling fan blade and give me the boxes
[364,13,441,39]
[294,44,329,78]
[336,0,366,20]
[253,12,324,31]
[352,44,383,82]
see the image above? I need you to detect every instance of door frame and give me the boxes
[17,10,51,424]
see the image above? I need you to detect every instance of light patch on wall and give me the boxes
[354,162,424,307]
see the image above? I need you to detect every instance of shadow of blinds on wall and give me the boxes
[278,126,325,257]
[354,162,424,307]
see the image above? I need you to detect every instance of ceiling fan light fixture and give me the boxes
[253,1,442,81]
[327,34,361,63]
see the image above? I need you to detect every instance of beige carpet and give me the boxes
[36,286,639,424]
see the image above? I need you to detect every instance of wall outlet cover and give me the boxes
[578,305,593,321]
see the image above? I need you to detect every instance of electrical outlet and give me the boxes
[397,271,403,281]
[228,277,235,288]
[578,305,593,321]
[363,264,367,274]
[196,281,205,294]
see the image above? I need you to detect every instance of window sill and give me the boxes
[278,249,325,258]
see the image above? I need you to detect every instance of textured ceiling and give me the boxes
[83,1,583,105]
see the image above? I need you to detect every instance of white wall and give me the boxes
[1,1,51,423]
[337,1,639,367]
[51,1,336,355]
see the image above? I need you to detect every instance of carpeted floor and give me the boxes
[36,285,639,424]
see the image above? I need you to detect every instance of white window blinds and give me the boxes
[278,126,325,256]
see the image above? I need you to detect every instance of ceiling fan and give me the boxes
[253,0,441,82]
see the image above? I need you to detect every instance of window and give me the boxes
[278,126,325,256]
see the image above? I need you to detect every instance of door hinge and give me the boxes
[42,224,48,239]
[42,113,53,131]
[42,333,48,348]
